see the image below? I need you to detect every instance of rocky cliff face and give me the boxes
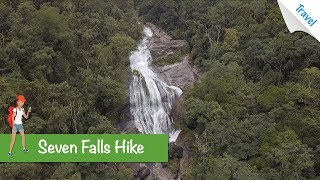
[116,22,199,135]
[154,56,197,91]
[118,22,200,180]
[145,22,199,180]
[145,22,186,59]
[146,22,200,91]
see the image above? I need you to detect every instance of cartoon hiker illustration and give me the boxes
[7,95,31,157]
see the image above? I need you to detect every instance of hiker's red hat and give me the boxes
[17,95,27,102]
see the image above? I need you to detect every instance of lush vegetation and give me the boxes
[0,0,140,179]
[136,0,320,179]
[2,0,320,179]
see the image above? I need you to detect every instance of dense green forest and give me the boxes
[1,0,320,179]
[136,0,320,179]
[0,0,140,179]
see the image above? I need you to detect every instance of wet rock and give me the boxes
[137,166,151,179]
[169,143,184,159]
[145,22,172,42]
[145,22,188,60]
[151,163,176,180]
[149,40,188,59]
[153,56,197,91]
[115,119,139,134]
[170,94,186,125]
[161,163,168,168]
[175,131,194,179]
[116,76,138,134]
[144,22,199,91]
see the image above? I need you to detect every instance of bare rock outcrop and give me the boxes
[154,55,197,91]
[145,22,199,91]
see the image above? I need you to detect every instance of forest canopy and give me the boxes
[1,0,320,179]
[0,0,140,179]
[136,0,320,179]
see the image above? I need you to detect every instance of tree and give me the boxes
[258,128,313,179]
[109,33,136,61]
[195,154,262,180]
[222,28,241,50]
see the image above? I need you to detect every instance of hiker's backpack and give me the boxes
[7,106,17,127]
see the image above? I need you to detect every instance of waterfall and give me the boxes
[129,26,182,143]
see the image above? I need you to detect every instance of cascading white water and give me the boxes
[129,27,182,143]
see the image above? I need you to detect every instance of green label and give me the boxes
[0,134,168,162]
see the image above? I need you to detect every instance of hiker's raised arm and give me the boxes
[23,109,30,119]
[23,111,28,119]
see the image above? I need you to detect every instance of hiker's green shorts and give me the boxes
[12,124,24,133]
